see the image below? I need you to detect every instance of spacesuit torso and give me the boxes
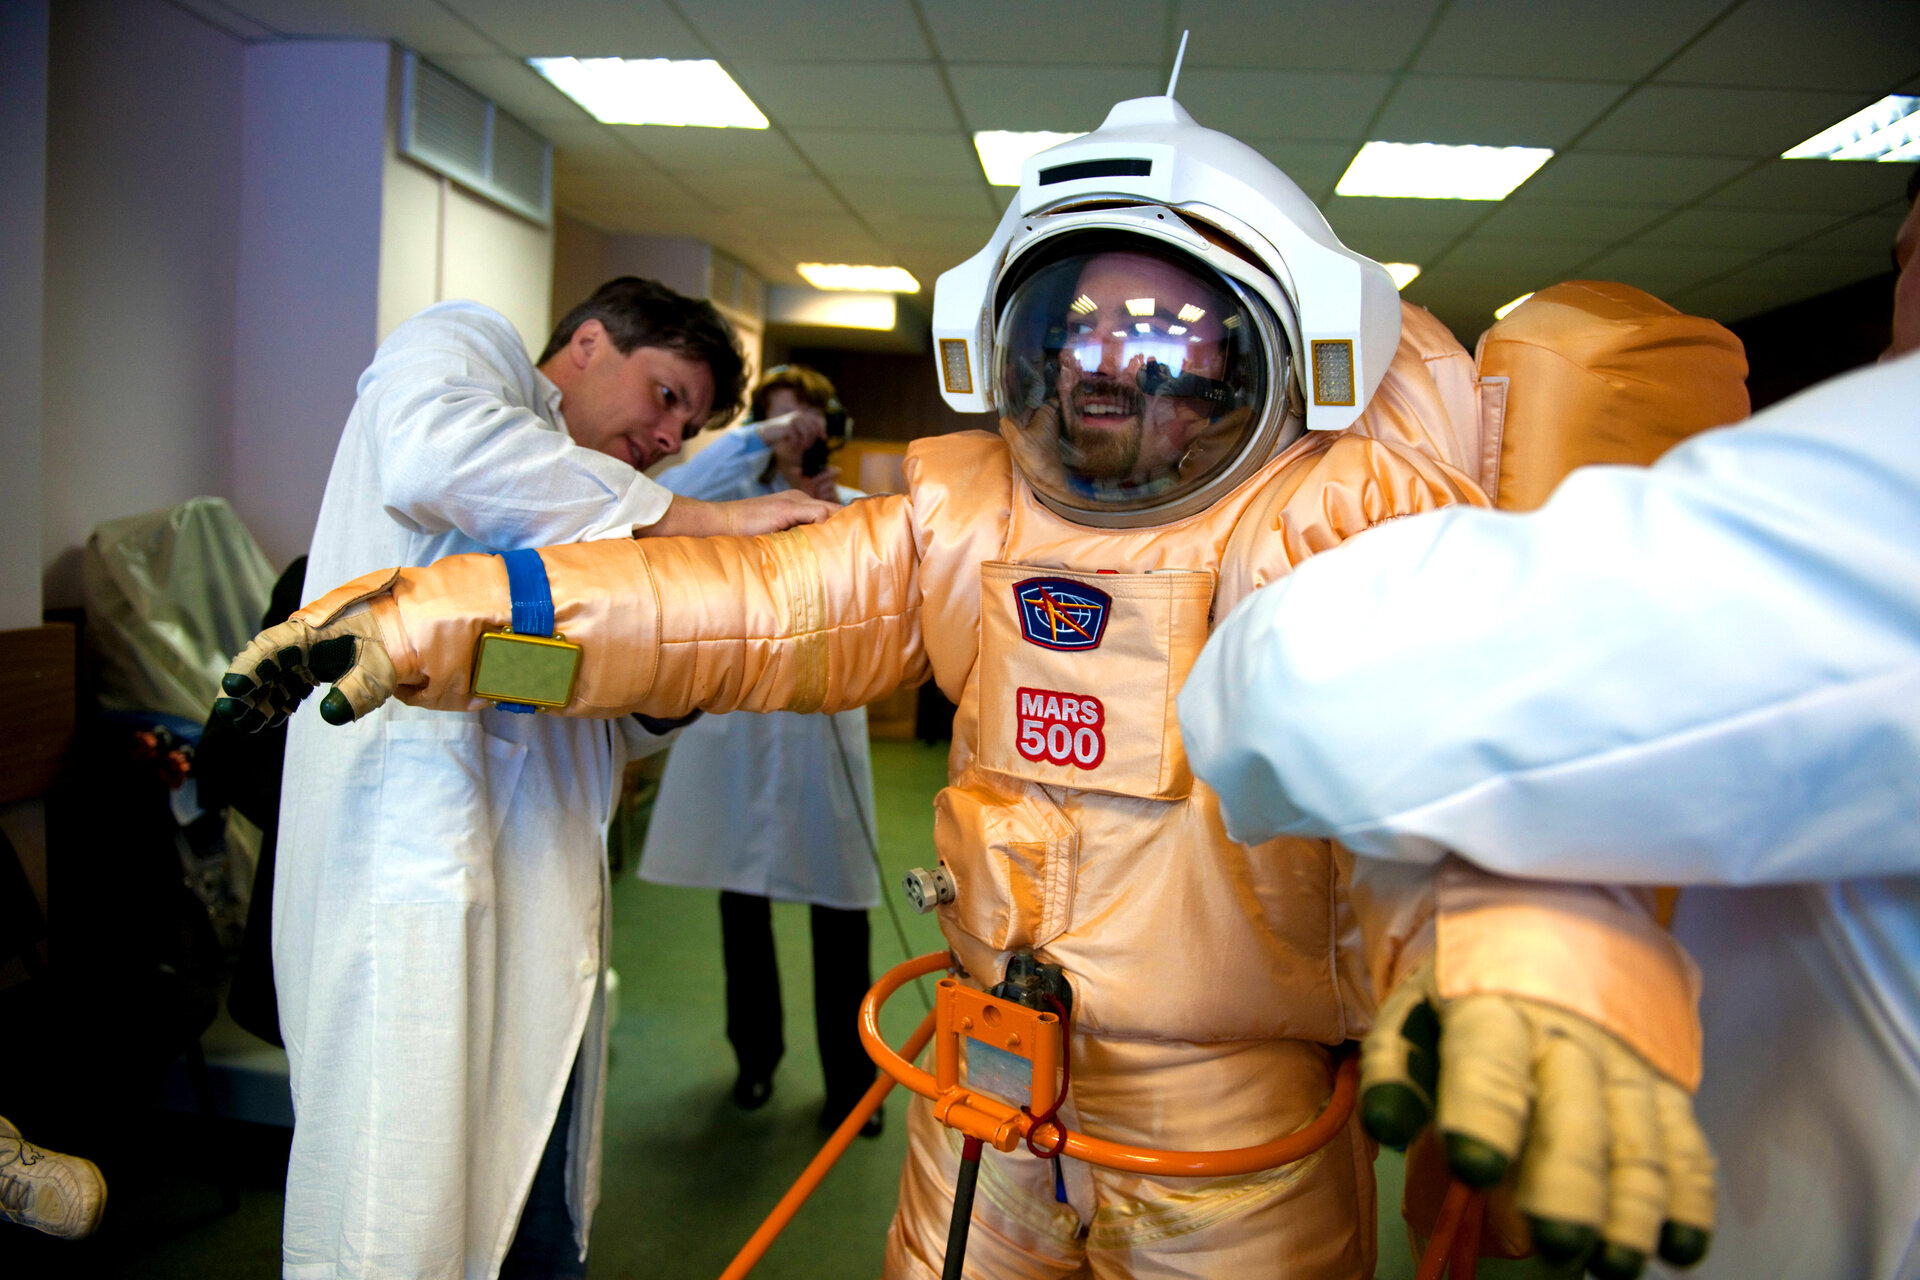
[908,306,1484,1049]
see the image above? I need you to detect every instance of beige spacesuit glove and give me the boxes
[212,581,403,729]
[1363,955,1715,1280]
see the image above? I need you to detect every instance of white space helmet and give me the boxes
[931,96,1402,528]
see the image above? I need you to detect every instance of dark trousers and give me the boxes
[719,890,876,1109]
[501,1059,587,1279]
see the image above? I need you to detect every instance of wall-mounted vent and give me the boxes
[401,52,552,227]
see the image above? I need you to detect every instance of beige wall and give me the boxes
[379,51,555,357]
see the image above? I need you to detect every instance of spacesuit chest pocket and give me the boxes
[976,561,1215,801]
[933,781,1077,952]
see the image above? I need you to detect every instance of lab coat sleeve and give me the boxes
[298,493,929,720]
[653,426,771,500]
[1181,350,1920,888]
[359,310,674,545]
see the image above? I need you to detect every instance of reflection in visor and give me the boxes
[995,238,1274,518]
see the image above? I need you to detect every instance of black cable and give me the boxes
[942,1136,985,1280]
[826,709,934,1013]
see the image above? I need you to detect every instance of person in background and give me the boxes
[1180,168,1920,1280]
[641,364,884,1136]
[223,277,835,1280]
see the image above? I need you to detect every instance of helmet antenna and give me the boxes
[1166,29,1190,98]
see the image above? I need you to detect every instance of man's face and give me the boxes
[1887,195,1920,361]
[555,321,717,469]
[1054,252,1231,481]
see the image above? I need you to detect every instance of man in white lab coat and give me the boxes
[263,278,834,1280]
[1180,177,1920,1278]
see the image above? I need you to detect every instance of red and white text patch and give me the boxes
[1016,686,1106,769]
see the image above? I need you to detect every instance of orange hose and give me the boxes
[859,952,1360,1177]
[1415,1179,1482,1280]
[718,1008,936,1280]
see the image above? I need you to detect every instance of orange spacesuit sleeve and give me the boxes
[297,494,930,718]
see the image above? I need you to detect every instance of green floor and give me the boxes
[10,738,1563,1277]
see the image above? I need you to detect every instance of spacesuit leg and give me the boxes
[884,1088,1090,1280]
[882,1036,1374,1280]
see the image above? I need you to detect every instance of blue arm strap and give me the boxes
[496,548,555,713]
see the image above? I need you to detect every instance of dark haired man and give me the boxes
[271,281,832,1280]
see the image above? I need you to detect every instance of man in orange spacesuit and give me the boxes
[216,94,1719,1280]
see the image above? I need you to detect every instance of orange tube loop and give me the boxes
[859,951,1361,1178]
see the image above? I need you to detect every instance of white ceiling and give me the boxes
[177,0,1919,340]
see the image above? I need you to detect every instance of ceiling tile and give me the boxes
[676,0,928,61]
[1656,0,1920,94]
[947,65,1165,132]
[1243,140,1360,199]
[1579,85,1868,157]
[1581,242,1756,296]
[866,214,999,251]
[440,0,704,57]
[1472,200,1670,241]
[1510,153,1751,204]
[679,173,849,217]
[228,0,496,52]
[1636,207,1847,251]
[926,0,1169,64]
[789,130,982,184]
[1173,0,1444,72]
[1176,69,1391,140]
[433,56,593,125]
[732,63,958,131]
[539,119,633,157]
[613,126,808,175]
[1321,195,1500,242]
[1437,237,1597,278]
[1673,254,1892,320]
[1413,0,1726,80]
[1373,77,1623,148]
[1703,160,1920,213]
[1797,205,1910,258]
[834,181,998,219]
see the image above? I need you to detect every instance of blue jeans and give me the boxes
[500,1062,587,1279]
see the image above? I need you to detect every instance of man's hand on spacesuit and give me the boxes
[212,605,397,729]
[638,489,837,538]
[1362,957,1714,1280]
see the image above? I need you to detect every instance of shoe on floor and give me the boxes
[732,1073,775,1111]
[818,1097,885,1138]
[0,1116,106,1240]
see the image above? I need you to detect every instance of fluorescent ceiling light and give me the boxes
[1126,298,1156,316]
[973,131,1085,186]
[1176,303,1205,322]
[1782,94,1920,161]
[528,57,766,128]
[1336,141,1553,200]
[1070,294,1096,315]
[1495,292,1535,320]
[795,263,920,293]
[1169,324,1188,335]
[767,286,896,331]
[1382,262,1422,290]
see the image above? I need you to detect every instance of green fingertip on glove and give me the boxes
[221,673,256,697]
[320,688,355,725]
[1588,1242,1646,1280]
[1530,1218,1599,1265]
[1443,1131,1509,1188]
[1360,1083,1429,1150]
[1658,1222,1711,1267]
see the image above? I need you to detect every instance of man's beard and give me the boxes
[1060,377,1145,479]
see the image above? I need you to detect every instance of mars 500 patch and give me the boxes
[1015,686,1106,769]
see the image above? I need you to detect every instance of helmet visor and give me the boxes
[994,236,1273,517]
